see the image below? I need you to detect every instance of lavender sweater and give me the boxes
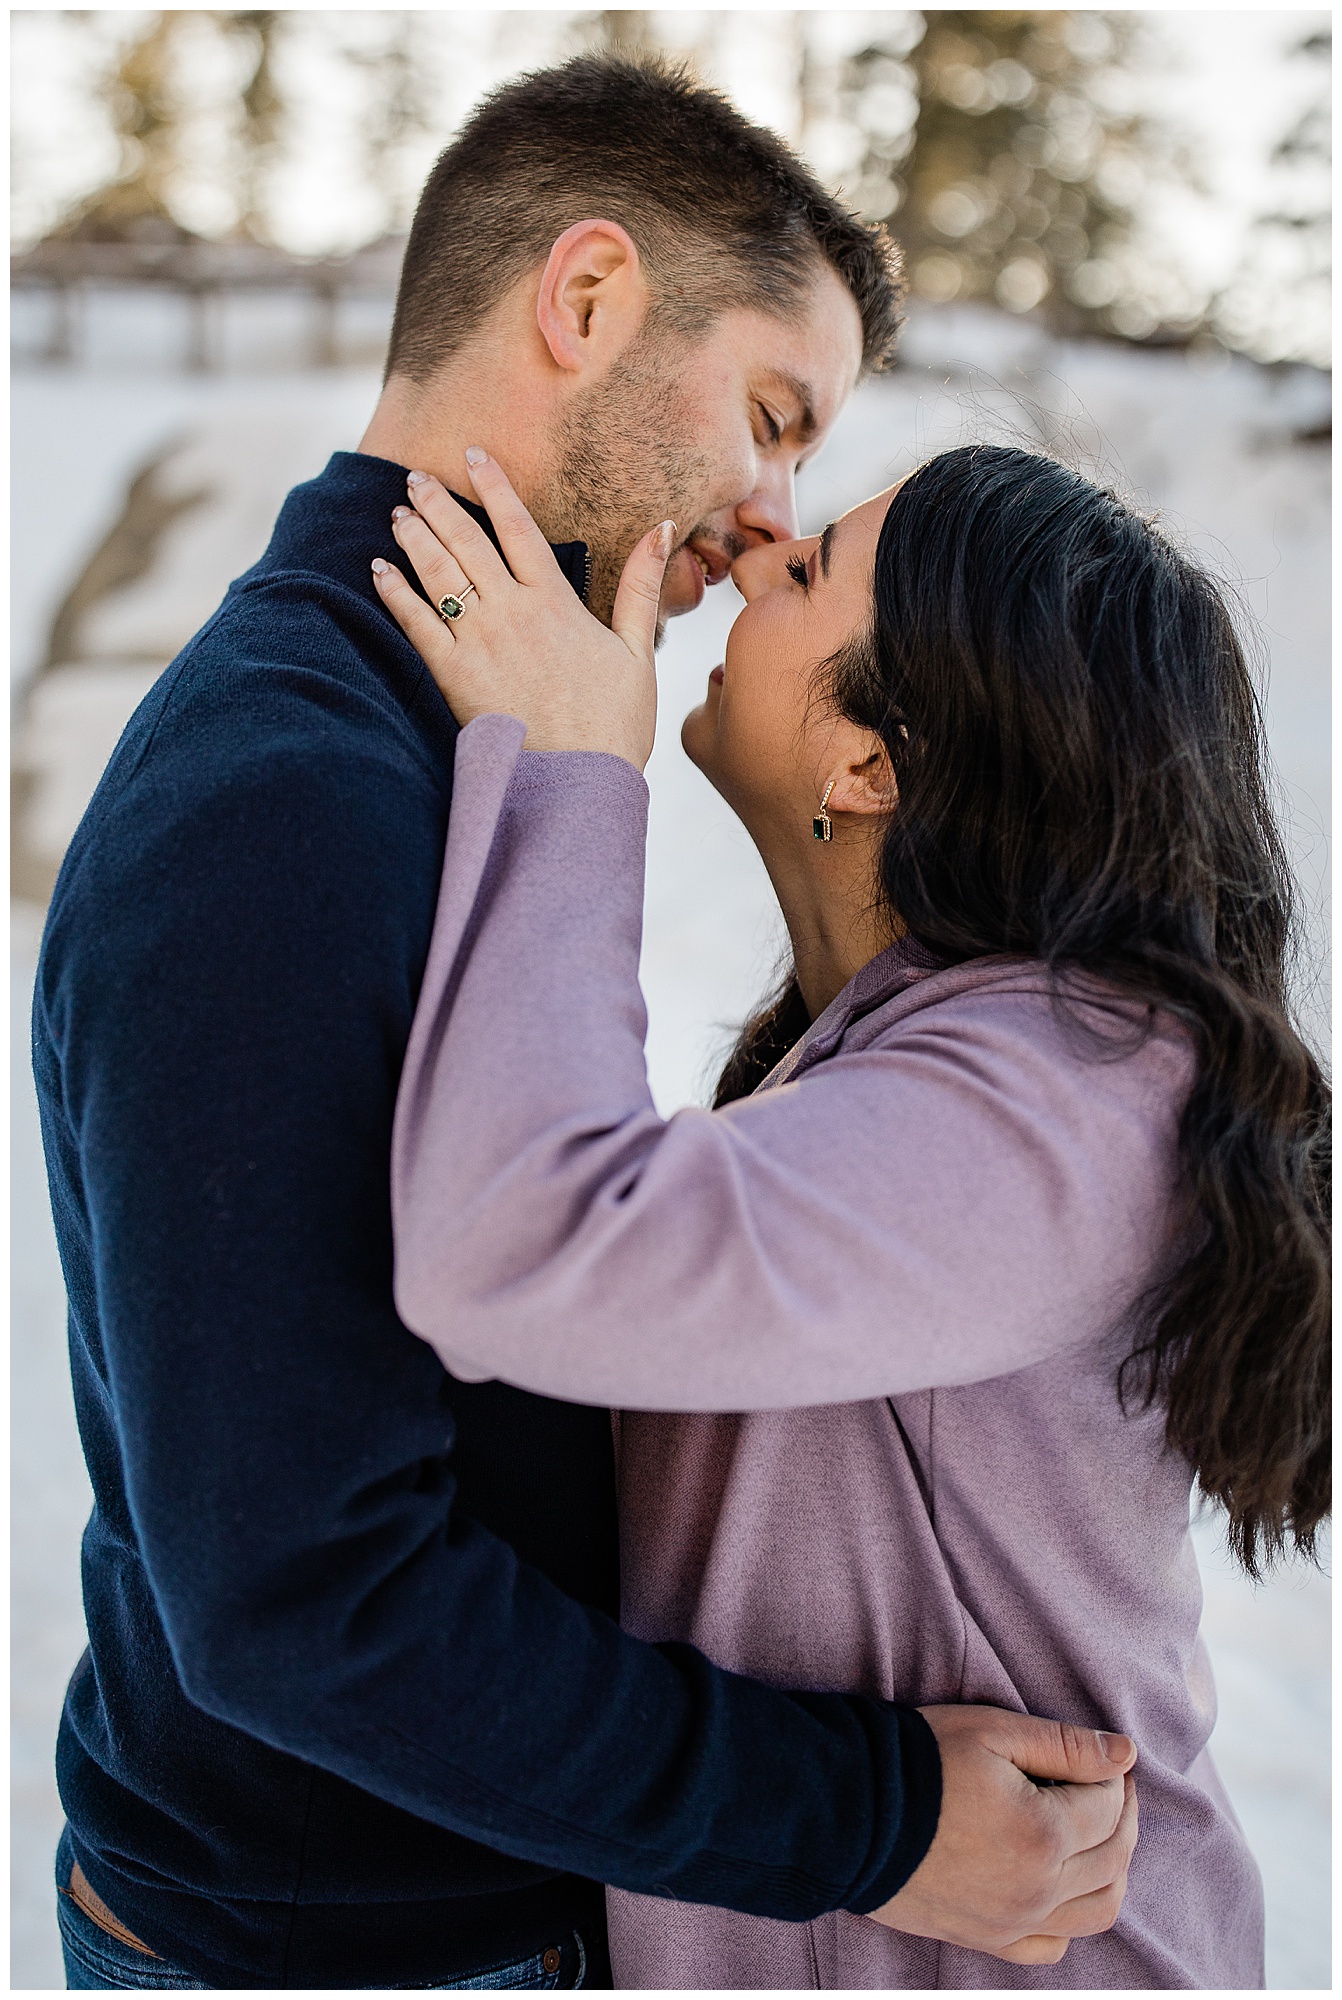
[392,715,1264,1991]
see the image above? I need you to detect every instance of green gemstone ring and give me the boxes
[437,583,477,624]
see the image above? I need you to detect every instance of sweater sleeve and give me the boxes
[41,697,938,1921]
[392,715,1187,1414]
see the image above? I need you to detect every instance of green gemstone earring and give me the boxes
[812,778,836,841]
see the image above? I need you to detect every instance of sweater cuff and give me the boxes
[845,1704,943,1915]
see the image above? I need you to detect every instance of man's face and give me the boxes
[534,264,865,629]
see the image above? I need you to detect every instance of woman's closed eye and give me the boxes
[785,553,810,590]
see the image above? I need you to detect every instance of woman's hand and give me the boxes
[372,450,675,771]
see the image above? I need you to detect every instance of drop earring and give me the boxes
[812,779,836,842]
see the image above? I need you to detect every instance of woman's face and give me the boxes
[681,486,898,849]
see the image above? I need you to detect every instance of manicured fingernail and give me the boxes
[655,519,677,555]
[371,557,389,575]
[406,469,429,486]
[392,506,411,522]
[464,446,488,467]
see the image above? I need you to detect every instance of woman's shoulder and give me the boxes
[836,951,1197,1131]
[860,948,1188,1044]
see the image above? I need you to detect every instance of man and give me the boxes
[37,56,1136,1992]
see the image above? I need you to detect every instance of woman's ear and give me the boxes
[535,219,647,373]
[823,731,898,819]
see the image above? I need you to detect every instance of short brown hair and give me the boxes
[387,55,903,382]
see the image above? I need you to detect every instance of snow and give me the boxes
[10,307,1330,1987]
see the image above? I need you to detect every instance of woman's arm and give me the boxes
[392,712,1187,1412]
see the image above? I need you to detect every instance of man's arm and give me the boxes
[41,725,931,1919]
[42,712,1138,1952]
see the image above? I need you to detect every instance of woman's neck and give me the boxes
[767,833,905,1022]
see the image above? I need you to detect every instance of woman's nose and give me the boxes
[731,536,818,603]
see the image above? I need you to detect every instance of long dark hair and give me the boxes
[715,445,1329,1574]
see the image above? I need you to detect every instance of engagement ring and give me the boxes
[437,583,477,623]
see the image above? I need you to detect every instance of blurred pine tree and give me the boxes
[56,14,195,242]
[839,10,1189,340]
[344,15,441,238]
[225,11,283,243]
[51,10,285,246]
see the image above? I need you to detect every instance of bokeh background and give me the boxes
[11,10,1331,1990]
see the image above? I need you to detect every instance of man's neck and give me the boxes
[358,363,551,513]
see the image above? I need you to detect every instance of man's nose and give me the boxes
[735,461,802,550]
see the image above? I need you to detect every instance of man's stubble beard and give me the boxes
[531,333,717,631]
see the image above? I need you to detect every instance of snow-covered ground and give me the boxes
[11,309,1330,1988]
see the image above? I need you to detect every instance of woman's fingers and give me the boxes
[611,520,677,665]
[370,558,463,706]
[374,453,660,767]
[402,470,512,596]
[392,505,477,615]
[460,449,562,587]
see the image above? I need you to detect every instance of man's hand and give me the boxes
[870,1706,1139,1965]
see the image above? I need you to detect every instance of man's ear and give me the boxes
[535,219,647,374]
[823,730,898,818]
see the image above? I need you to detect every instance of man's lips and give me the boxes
[663,540,733,617]
[686,540,732,587]
[709,664,724,686]
[668,545,705,610]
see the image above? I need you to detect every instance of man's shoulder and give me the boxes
[181,564,440,731]
[46,567,458,948]
[101,563,453,812]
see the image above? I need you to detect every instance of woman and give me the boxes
[372,443,1329,1990]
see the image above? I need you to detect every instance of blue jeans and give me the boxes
[56,1830,594,1990]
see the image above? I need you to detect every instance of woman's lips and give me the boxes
[709,664,724,686]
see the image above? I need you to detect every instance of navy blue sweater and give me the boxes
[33,451,940,1989]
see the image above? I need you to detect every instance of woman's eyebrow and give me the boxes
[818,521,839,578]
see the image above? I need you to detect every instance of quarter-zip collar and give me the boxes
[251,450,591,610]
